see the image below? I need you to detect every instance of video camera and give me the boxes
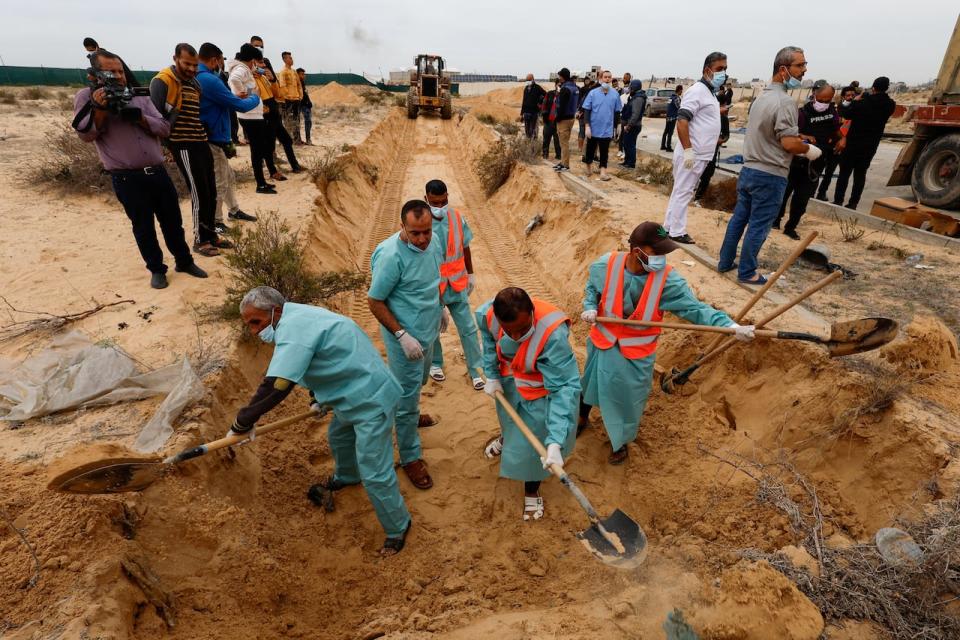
[86,54,149,122]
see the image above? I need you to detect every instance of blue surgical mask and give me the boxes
[783,69,802,90]
[601,82,611,90]
[255,67,266,75]
[516,324,535,342]
[429,204,448,219]
[710,71,727,89]
[639,250,667,272]
[258,307,277,343]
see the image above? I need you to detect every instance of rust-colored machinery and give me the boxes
[407,54,452,120]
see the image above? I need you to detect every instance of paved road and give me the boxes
[632,117,916,214]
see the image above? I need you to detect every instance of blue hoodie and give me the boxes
[197,62,260,143]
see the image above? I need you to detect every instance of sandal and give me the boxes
[429,366,446,382]
[306,475,360,512]
[608,445,628,466]
[401,459,433,490]
[523,495,544,521]
[193,243,220,257]
[417,414,438,428]
[381,519,412,556]
[738,274,768,286]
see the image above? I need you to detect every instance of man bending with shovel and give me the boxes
[579,222,755,464]
[229,286,413,555]
[477,287,581,521]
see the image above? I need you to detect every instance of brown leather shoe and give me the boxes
[417,414,438,428]
[608,445,628,465]
[402,459,433,490]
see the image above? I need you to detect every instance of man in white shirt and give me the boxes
[662,52,727,245]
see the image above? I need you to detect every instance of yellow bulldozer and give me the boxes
[407,54,452,120]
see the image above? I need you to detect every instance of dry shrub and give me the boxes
[831,363,912,439]
[393,95,407,108]
[26,128,112,193]
[475,134,540,195]
[476,113,499,126]
[308,147,346,185]
[0,88,16,104]
[700,177,738,212]
[22,86,51,100]
[216,212,367,320]
[625,156,674,193]
[837,214,866,242]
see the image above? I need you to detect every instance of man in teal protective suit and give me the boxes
[477,287,581,521]
[424,179,485,391]
[368,199,445,491]
[579,222,755,464]
[229,286,412,555]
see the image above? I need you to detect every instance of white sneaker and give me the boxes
[523,496,544,521]
[693,200,703,208]
[429,366,445,382]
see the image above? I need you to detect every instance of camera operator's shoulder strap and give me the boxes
[72,92,95,133]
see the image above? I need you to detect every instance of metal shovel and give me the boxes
[49,411,315,494]
[493,391,647,569]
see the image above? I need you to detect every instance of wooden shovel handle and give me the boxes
[703,230,818,353]
[598,317,780,338]
[164,410,317,464]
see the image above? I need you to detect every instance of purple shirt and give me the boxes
[73,88,169,171]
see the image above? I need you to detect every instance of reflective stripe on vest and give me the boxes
[439,209,469,296]
[588,252,672,359]
[486,300,569,400]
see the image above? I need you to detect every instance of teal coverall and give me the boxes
[265,303,411,538]
[431,208,483,378]
[581,254,733,451]
[369,232,442,465]
[476,300,581,481]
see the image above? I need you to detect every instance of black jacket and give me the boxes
[840,91,896,155]
[521,82,546,115]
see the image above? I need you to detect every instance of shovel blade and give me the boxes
[51,459,166,494]
[827,317,899,357]
[576,509,648,570]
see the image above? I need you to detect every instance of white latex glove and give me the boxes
[226,422,255,442]
[439,308,450,334]
[729,322,756,342]
[398,332,424,360]
[483,378,503,397]
[585,124,592,139]
[484,435,503,459]
[309,402,329,418]
[682,147,695,170]
[803,144,822,161]
[541,443,564,469]
[580,309,598,325]
[466,274,476,296]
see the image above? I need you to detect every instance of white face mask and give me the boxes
[428,203,448,219]
[515,323,535,343]
[812,100,830,113]
[842,100,852,107]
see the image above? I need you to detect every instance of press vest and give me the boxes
[589,252,672,359]
[485,300,569,400]
[438,209,469,296]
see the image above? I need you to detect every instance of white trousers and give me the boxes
[209,144,239,223]
[663,149,709,237]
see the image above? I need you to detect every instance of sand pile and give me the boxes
[881,315,959,374]
[309,81,364,107]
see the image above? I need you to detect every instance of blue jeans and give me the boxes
[621,127,639,167]
[718,167,788,280]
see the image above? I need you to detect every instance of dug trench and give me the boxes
[4,107,960,639]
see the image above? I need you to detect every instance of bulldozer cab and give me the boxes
[413,54,446,98]
[407,53,453,120]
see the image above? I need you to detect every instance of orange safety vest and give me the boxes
[438,209,469,296]
[589,252,672,359]
[485,299,569,400]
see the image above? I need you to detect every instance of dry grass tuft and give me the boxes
[836,214,866,242]
[25,128,112,194]
[22,87,51,100]
[475,134,540,195]
[700,177,739,213]
[830,363,913,439]
[0,88,17,104]
[308,147,347,185]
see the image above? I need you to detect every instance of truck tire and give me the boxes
[440,93,452,120]
[406,89,419,119]
[911,132,960,209]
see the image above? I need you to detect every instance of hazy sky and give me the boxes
[4,1,957,85]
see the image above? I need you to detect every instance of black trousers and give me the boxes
[584,136,611,168]
[171,141,218,245]
[694,143,722,200]
[542,118,561,159]
[776,161,821,232]
[230,111,239,145]
[833,149,875,208]
[817,152,841,199]
[111,167,194,274]
[661,119,676,150]
[239,119,276,187]
[266,110,301,171]
[522,113,538,139]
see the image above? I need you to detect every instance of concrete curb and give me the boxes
[541,160,606,203]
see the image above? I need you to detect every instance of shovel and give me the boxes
[493,391,647,569]
[598,316,898,357]
[49,410,316,494]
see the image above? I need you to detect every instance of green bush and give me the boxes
[217,212,367,320]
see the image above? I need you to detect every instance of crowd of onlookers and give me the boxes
[75,36,316,289]
[518,52,896,284]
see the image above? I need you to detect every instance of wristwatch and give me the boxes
[394,329,406,339]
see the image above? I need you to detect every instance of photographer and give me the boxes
[73,50,207,290]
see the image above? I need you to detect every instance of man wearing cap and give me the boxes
[578,222,755,464]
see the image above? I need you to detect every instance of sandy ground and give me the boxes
[1,84,959,639]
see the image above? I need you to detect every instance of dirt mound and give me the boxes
[480,84,526,106]
[880,315,959,374]
[309,82,364,107]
